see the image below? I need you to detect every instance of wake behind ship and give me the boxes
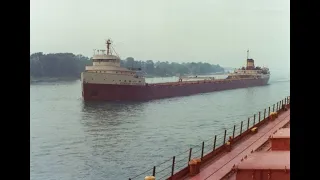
[81,40,270,101]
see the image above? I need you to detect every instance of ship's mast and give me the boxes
[106,39,111,55]
[246,49,249,69]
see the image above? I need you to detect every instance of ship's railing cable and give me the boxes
[128,96,290,180]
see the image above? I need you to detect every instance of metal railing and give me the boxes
[128,96,290,180]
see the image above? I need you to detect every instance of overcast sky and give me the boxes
[30,0,289,71]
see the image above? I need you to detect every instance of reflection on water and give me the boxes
[82,101,145,112]
[30,74,289,180]
[82,101,145,121]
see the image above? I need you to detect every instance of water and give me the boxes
[30,72,289,180]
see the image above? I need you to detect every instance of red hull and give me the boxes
[82,78,269,101]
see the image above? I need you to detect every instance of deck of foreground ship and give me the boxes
[130,97,290,180]
[183,108,290,180]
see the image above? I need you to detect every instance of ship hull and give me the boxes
[82,78,269,101]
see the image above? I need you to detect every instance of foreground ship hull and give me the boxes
[82,77,269,101]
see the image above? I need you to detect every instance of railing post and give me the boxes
[253,114,256,125]
[259,112,261,122]
[282,100,284,108]
[171,156,175,176]
[268,107,270,116]
[240,121,243,134]
[233,125,236,138]
[247,118,250,130]
[264,109,266,120]
[188,148,192,162]
[285,98,287,105]
[223,129,227,144]
[276,102,279,111]
[201,141,204,160]
[273,104,275,112]
[213,135,217,151]
[153,166,156,176]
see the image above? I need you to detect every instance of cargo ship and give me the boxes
[81,40,270,101]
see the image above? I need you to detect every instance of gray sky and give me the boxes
[30,0,289,71]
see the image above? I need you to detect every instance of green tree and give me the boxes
[30,53,224,78]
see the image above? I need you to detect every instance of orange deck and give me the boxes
[235,151,290,180]
[271,128,290,139]
[184,109,290,180]
[236,151,290,170]
[270,128,290,151]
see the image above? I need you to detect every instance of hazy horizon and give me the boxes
[30,0,289,71]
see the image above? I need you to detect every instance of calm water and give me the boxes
[30,72,290,180]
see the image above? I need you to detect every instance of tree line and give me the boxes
[30,52,224,78]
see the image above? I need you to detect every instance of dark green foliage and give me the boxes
[123,58,224,77]
[30,52,92,78]
[30,53,224,78]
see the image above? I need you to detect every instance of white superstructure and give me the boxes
[81,39,146,85]
[226,50,270,80]
[227,68,270,79]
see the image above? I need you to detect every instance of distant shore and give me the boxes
[30,77,79,83]
[30,53,225,81]
[30,72,229,84]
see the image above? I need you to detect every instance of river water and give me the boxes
[30,72,289,180]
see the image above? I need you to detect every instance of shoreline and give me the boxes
[30,77,80,83]
[30,72,227,83]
